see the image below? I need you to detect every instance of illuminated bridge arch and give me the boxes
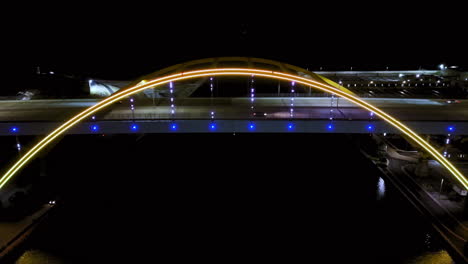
[1,57,467,190]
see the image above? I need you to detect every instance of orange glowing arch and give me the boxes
[1,57,467,190]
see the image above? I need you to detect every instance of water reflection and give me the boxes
[405,250,453,264]
[15,249,65,264]
[377,177,386,200]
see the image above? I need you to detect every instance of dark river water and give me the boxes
[9,133,454,263]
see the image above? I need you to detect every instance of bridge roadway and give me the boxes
[0,97,467,135]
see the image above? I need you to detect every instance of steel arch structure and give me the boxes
[1,57,467,190]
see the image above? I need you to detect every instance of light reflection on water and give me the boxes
[405,250,453,264]
[377,177,386,200]
[15,249,65,264]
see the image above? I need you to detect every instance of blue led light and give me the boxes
[90,125,99,132]
[367,124,375,131]
[327,124,334,131]
[448,126,455,132]
[130,124,139,131]
[248,123,256,131]
[209,123,217,131]
[170,123,178,131]
[287,123,295,131]
[10,127,18,133]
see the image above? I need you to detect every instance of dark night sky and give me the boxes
[4,2,467,80]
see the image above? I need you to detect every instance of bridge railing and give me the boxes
[103,113,347,121]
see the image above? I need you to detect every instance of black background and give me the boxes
[3,2,467,80]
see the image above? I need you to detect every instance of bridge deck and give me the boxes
[0,98,466,135]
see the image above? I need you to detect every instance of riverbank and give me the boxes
[0,202,56,262]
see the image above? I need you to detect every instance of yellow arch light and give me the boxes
[1,68,467,190]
